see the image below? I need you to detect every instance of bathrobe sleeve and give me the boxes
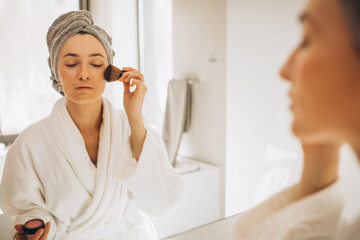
[0,140,57,239]
[115,114,184,217]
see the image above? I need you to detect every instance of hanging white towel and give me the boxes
[162,79,192,166]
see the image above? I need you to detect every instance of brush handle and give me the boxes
[118,71,125,79]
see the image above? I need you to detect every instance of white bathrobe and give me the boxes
[0,97,184,240]
[232,182,344,240]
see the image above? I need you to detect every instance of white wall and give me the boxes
[140,0,173,132]
[90,0,139,110]
[173,0,227,217]
[226,0,306,216]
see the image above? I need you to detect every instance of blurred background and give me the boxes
[0,0,359,239]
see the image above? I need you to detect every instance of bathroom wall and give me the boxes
[226,0,306,216]
[90,0,139,110]
[173,0,227,217]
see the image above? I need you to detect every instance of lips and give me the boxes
[288,91,294,99]
[288,91,295,110]
[75,86,94,89]
[76,86,93,88]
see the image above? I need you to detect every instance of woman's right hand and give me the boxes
[14,222,51,240]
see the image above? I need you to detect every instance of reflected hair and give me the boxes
[340,0,360,55]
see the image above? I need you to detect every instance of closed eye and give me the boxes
[92,64,102,68]
[298,34,311,49]
[66,64,77,68]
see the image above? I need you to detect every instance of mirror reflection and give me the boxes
[1,0,360,240]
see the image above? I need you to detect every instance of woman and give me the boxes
[233,0,360,239]
[0,10,183,240]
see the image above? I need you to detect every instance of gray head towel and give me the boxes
[46,10,115,96]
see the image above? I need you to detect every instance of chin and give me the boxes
[291,121,311,142]
[65,93,102,105]
[291,120,343,145]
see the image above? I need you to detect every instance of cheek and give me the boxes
[295,48,330,116]
[58,67,73,85]
[291,47,336,136]
[292,44,360,138]
[92,68,106,92]
[98,79,106,92]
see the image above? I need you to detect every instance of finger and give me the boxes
[122,72,133,83]
[123,81,131,94]
[15,234,27,240]
[130,80,147,98]
[122,67,139,72]
[122,67,144,82]
[14,225,27,240]
[130,79,147,93]
[130,79,144,88]
[126,72,144,83]
[28,228,44,240]
[39,222,51,240]
[15,224,25,234]
[118,71,129,82]
[119,72,144,83]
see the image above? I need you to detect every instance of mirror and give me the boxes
[1,0,360,240]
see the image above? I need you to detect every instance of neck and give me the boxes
[297,143,341,199]
[66,98,103,135]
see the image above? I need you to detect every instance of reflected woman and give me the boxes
[233,0,360,239]
[0,10,183,240]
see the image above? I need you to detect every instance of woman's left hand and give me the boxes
[118,67,147,160]
[119,67,147,122]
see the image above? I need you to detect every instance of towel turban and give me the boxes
[46,10,115,96]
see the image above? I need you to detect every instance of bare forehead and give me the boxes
[301,0,346,29]
[60,34,107,57]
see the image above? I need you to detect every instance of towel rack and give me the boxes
[187,78,199,85]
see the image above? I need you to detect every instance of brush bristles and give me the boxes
[104,64,124,82]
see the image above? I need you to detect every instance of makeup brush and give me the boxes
[104,64,126,82]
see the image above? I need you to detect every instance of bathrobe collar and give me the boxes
[51,97,97,196]
[50,97,128,237]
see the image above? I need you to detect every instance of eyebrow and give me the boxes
[299,12,315,25]
[90,53,105,58]
[62,53,105,58]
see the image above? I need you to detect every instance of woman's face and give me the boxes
[58,34,108,105]
[280,0,360,144]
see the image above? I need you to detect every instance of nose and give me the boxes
[280,62,291,82]
[279,49,296,82]
[78,64,90,80]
